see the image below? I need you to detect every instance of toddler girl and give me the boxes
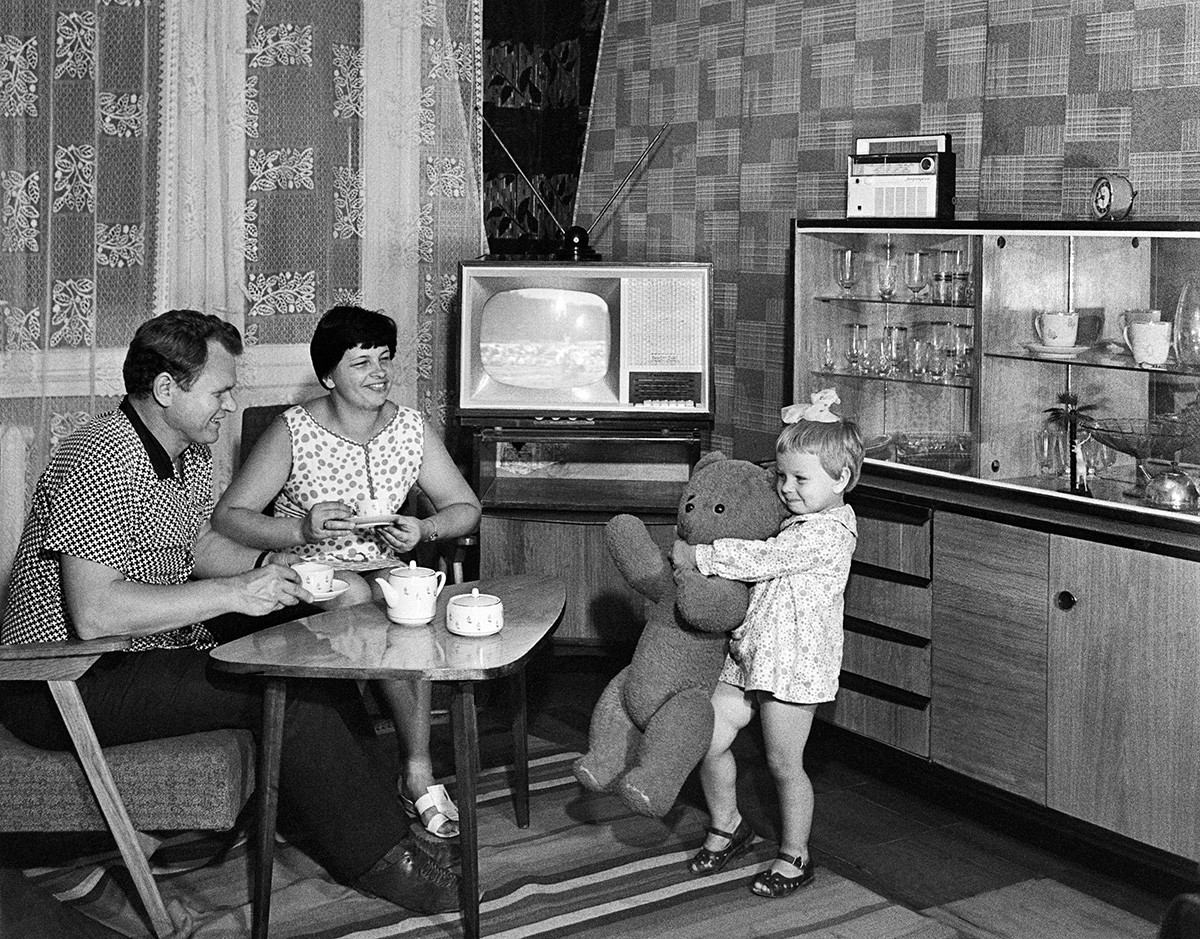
[672,388,863,898]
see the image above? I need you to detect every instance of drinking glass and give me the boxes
[910,339,931,377]
[869,337,893,375]
[953,324,973,376]
[844,322,868,372]
[1079,435,1115,478]
[835,248,859,294]
[821,336,838,370]
[876,260,898,300]
[1032,426,1066,478]
[884,325,909,371]
[903,251,928,299]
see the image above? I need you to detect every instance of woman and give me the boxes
[213,306,481,841]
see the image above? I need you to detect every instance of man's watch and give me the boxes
[424,518,439,542]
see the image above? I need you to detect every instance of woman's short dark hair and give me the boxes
[123,309,243,397]
[310,306,397,386]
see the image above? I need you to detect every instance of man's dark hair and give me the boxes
[123,310,243,397]
[310,306,397,387]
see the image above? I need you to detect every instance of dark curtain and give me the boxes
[482,0,604,257]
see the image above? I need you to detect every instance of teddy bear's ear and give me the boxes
[694,450,727,474]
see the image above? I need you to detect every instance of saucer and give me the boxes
[446,620,503,637]
[1026,342,1088,358]
[350,515,397,528]
[309,579,350,602]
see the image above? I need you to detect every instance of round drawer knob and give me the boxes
[1056,590,1077,610]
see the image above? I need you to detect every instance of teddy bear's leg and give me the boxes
[573,667,642,793]
[617,686,715,818]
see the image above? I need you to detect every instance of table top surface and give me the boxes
[209,574,565,681]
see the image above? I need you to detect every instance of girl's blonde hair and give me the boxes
[776,419,865,491]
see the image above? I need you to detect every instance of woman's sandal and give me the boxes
[749,852,814,898]
[401,783,460,840]
[687,817,755,876]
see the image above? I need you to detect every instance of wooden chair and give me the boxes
[0,636,254,938]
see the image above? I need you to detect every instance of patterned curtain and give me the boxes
[0,0,483,607]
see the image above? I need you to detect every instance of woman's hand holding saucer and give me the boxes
[376,515,423,554]
[302,501,354,542]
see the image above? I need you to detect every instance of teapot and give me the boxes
[376,561,446,625]
[1145,466,1200,511]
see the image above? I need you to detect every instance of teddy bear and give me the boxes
[573,451,790,817]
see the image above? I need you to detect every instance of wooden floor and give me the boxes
[513,650,1197,939]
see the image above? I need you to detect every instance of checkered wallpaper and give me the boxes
[577,0,1200,457]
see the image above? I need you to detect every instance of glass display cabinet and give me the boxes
[793,219,1200,525]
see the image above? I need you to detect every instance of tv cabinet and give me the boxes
[470,424,702,648]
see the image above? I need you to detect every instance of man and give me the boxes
[0,310,456,914]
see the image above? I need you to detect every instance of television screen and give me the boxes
[480,288,611,390]
[458,261,713,423]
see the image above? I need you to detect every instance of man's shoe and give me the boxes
[355,840,460,913]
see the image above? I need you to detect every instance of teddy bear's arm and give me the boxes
[605,513,671,603]
[674,566,751,633]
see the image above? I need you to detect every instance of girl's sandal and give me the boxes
[749,852,814,898]
[687,818,755,876]
[401,783,460,840]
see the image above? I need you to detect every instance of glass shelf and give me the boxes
[814,367,973,390]
[987,347,1200,379]
[816,294,973,311]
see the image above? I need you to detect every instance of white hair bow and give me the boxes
[781,388,841,424]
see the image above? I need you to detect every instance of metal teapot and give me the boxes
[1144,465,1200,511]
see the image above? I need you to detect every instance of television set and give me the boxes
[457,260,713,424]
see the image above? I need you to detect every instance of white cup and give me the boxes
[1034,311,1079,348]
[1124,320,1173,366]
[447,588,504,635]
[1119,308,1162,332]
[378,561,446,625]
[293,561,334,595]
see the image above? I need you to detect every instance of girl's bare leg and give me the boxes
[698,681,755,851]
[759,697,817,875]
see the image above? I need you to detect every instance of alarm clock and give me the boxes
[1090,175,1136,220]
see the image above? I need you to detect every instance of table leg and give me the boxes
[510,670,529,829]
[450,681,480,939]
[253,677,286,939]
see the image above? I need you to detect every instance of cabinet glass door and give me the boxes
[981,230,1200,509]
[794,225,981,476]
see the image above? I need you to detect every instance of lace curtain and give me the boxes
[0,0,483,607]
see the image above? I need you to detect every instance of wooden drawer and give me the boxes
[844,573,931,639]
[851,493,932,582]
[817,685,929,757]
[841,621,930,697]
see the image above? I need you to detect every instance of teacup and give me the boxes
[1124,320,1173,366]
[293,561,334,595]
[1034,311,1078,348]
[359,497,390,517]
[376,561,446,625]
[447,588,504,636]
[1119,308,1162,333]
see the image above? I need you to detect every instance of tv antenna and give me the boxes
[479,107,670,262]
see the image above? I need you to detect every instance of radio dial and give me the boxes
[920,156,934,172]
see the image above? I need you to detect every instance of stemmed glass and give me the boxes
[834,248,859,295]
[876,260,898,300]
[903,251,928,300]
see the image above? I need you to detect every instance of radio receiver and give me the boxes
[845,134,955,220]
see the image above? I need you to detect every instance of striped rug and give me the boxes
[25,743,960,938]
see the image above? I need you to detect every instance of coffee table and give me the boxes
[209,573,565,939]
